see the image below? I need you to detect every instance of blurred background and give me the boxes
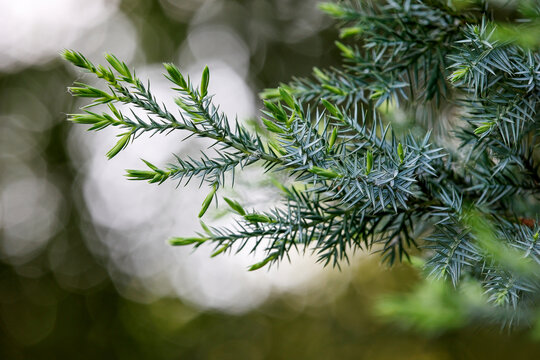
[1,0,540,358]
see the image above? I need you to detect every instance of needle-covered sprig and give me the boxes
[64,0,540,324]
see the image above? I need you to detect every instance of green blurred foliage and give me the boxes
[456,0,540,48]
[377,211,540,338]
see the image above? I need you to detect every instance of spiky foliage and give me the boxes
[64,0,540,324]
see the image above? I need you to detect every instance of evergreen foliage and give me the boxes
[64,0,540,324]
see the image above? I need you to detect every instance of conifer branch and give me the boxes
[64,0,540,322]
